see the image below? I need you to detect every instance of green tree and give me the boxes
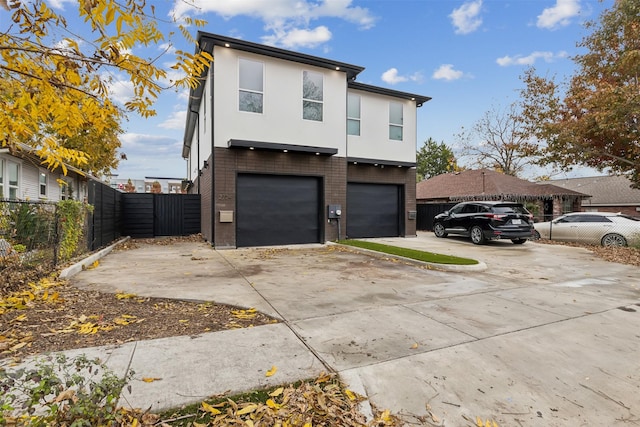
[416,137,457,181]
[457,103,538,177]
[519,0,640,187]
[0,0,211,174]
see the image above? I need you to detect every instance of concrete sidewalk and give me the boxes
[4,235,639,425]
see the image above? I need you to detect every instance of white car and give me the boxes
[533,212,640,247]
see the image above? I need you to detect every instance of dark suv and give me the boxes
[433,201,534,245]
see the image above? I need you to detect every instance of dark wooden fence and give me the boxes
[416,203,456,231]
[87,180,122,250]
[88,180,200,247]
[122,193,201,238]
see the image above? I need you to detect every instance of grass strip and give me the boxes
[338,239,479,265]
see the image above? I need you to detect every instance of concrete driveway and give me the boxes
[70,232,640,426]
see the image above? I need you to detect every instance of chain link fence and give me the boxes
[1,199,92,293]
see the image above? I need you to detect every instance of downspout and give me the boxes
[190,109,200,195]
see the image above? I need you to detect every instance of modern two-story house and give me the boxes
[182,32,430,248]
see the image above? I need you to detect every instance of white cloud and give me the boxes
[496,51,568,66]
[107,77,135,105]
[170,0,376,49]
[118,133,185,178]
[450,0,483,35]
[159,110,187,130]
[381,68,423,85]
[537,0,581,30]
[46,0,75,9]
[432,64,464,81]
[262,26,332,49]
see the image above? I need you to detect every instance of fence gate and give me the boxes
[121,193,200,238]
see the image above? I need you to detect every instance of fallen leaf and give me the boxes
[265,365,277,377]
[344,389,357,401]
[410,343,418,349]
[236,403,258,415]
[201,401,221,415]
[141,377,162,383]
[269,387,284,397]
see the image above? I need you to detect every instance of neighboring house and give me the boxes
[182,32,430,248]
[108,176,185,194]
[0,146,89,202]
[416,169,588,223]
[545,175,640,218]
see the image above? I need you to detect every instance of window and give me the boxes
[347,93,361,136]
[303,71,323,121]
[8,161,19,200]
[60,177,73,200]
[39,171,47,198]
[389,102,403,141]
[239,58,264,113]
[0,159,3,199]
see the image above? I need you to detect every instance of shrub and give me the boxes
[0,354,133,426]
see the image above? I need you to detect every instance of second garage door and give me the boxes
[237,174,321,247]
[347,183,402,238]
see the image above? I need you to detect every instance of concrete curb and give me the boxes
[329,242,488,272]
[59,236,131,279]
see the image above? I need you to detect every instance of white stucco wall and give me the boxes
[346,89,417,164]
[211,46,348,156]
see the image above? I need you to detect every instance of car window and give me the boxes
[450,205,464,214]
[461,204,478,214]
[493,204,528,214]
[581,215,612,223]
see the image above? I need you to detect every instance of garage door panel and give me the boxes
[237,174,320,247]
[347,183,401,238]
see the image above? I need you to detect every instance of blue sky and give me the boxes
[46,0,612,180]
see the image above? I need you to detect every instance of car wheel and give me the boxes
[532,230,541,240]
[433,222,448,238]
[601,233,627,247]
[470,226,485,245]
[511,238,527,245]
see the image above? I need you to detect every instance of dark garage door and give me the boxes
[237,174,321,247]
[347,183,402,238]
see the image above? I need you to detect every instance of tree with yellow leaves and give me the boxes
[0,0,211,176]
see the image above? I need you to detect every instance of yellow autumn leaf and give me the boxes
[380,409,391,422]
[116,292,137,299]
[266,398,281,409]
[236,403,259,415]
[410,343,418,349]
[201,401,221,415]
[265,365,277,377]
[246,421,254,427]
[141,377,162,383]
[10,342,28,351]
[12,314,27,323]
[269,387,284,397]
[477,416,483,427]
[344,389,357,401]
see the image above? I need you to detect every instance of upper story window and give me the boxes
[302,70,323,121]
[347,93,361,136]
[39,171,47,198]
[8,161,19,200]
[389,102,403,141]
[239,58,264,113]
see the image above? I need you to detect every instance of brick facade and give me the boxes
[203,147,417,247]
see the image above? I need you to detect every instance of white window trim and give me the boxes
[302,70,324,122]
[38,169,48,199]
[347,93,361,136]
[0,158,4,199]
[8,160,20,200]
[238,58,265,114]
[389,101,403,141]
